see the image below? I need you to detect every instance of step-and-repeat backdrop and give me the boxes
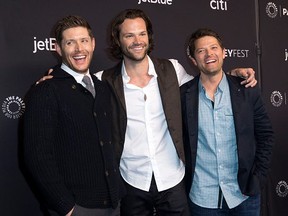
[0,0,287,215]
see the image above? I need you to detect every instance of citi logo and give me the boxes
[138,0,172,5]
[33,37,56,54]
[210,0,228,11]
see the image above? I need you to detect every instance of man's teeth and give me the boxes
[206,59,216,63]
[74,56,85,60]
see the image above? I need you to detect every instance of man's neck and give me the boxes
[123,55,152,88]
[200,71,223,101]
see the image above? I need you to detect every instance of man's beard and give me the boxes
[122,44,148,62]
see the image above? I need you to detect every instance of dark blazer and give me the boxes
[102,57,185,165]
[180,74,274,196]
[23,66,121,215]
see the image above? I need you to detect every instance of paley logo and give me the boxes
[2,96,25,119]
[266,2,288,18]
[266,2,278,18]
[138,0,172,5]
[276,181,288,197]
[210,0,228,11]
[225,48,249,58]
[270,90,286,107]
[33,37,56,53]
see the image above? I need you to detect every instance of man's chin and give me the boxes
[74,68,89,74]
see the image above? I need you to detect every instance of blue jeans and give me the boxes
[189,195,260,216]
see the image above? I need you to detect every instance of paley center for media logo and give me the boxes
[137,0,172,5]
[266,2,288,18]
[270,90,287,107]
[276,180,288,198]
[2,96,25,119]
[225,48,249,58]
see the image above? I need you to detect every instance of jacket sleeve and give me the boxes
[23,82,75,215]
[252,87,275,187]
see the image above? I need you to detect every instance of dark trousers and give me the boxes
[189,194,260,216]
[120,175,190,216]
[48,203,120,216]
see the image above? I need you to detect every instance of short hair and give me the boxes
[54,15,94,45]
[187,28,224,58]
[109,9,154,59]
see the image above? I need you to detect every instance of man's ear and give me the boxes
[223,48,226,60]
[92,37,96,51]
[55,43,62,56]
[191,57,198,67]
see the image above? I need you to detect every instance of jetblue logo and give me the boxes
[138,0,172,5]
[33,37,56,53]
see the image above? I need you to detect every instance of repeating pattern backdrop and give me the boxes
[0,0,287,215]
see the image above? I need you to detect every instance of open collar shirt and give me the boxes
[95,57,192,192]
[118,57,188,192]
[190,73,248,208]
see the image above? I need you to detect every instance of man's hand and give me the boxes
[65,207,74,216]
[35,69,54,85]
[230,68,257,88]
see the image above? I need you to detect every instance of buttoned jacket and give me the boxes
[24,66,121,215]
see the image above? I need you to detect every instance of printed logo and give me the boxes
[210,0,228,11]
[283,7,288,16]
[33,37,56,53]
[276,181,288,197]
[285,49,288,61]
[2,96,25,119]
[137,0,172,5]
[266,2,278,18]
[225,49,249,58]
[270,91,283,107]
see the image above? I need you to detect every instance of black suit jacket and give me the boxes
[180,74,274,196]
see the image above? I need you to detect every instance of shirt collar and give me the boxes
[121,56,158,84]
[198,72,228,95]
[61,63,91,84]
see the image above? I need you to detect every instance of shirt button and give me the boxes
[100,141,104,146]
[105,171,109,176]
[93,112,97,117]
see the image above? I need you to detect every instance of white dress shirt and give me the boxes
[95,57,193,192]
